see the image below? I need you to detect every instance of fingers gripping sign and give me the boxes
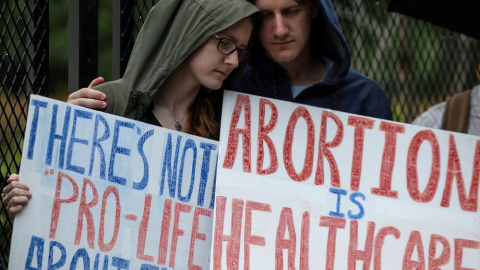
[2,174,33,219]
[67,77,107,110]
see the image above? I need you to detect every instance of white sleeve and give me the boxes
[411,102,446,129]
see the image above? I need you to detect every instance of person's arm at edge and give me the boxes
[2,77,107,219]
[2,174,32,219]
[411,102,445,129]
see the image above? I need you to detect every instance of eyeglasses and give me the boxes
[213,35,250,63]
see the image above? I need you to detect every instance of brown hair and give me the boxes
[250,0,319,9]
[295,0,320,10]
[188,89,222,140]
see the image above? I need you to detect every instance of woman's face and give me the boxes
[183,17,253,90]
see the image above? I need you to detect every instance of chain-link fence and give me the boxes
[337,0,480,122]
[1,0,48,267]
[1,0,479,267]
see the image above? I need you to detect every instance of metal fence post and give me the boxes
[112,0,135,80]
[68,0,99,93]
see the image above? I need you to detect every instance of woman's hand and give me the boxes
[2,174,32,219]
[67,77,107,109]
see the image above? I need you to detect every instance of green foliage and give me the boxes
[98,0,113,81]
[334,0,480,123]
[0,148,21,177]
[392,104,407,123]
[49,0,113,99]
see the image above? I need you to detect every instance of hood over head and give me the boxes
[249,0,351,82]
[96,0,261,119]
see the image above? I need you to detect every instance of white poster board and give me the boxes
[212,91,480,269]
[9,95,218,270]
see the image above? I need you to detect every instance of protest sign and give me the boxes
[9,95,218,269]
[212,91,480,269]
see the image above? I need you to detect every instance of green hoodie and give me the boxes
[95,0,260,120]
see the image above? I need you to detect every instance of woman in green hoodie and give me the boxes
[3,0,261,218]
[71,0,260,140]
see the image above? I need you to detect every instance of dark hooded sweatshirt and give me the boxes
[232,0,393,120]
[94,0,260,121]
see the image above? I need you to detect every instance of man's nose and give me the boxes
[273,15,288,38]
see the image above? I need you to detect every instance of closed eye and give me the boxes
[262,11,273,18]
[284,8,300,16]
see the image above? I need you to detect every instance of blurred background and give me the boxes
[3,0,480,115]
[49,0,113,100]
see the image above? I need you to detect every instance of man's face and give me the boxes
[255,0,315,64]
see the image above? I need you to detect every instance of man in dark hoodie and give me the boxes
[234,0,392,120]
